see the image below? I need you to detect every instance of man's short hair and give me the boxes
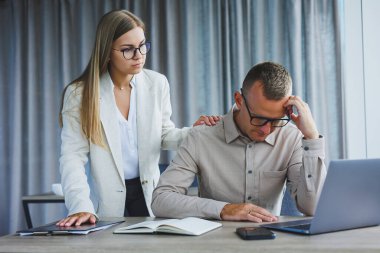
[241,62,292,100]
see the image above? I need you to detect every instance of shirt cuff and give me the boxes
[214,201,230,220]
[301,135,325,158]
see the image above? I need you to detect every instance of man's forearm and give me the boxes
[151,189,227,219]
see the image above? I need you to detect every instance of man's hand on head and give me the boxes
[284,96,319,139]
[220,203,278,222]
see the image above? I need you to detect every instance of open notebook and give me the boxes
[114,217,222,236]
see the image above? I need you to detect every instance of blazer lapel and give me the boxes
[99,73,125,184]
[135,71,154,167]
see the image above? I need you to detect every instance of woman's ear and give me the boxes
[234,91,243,110]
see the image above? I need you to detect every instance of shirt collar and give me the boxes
[224,105,276,146]
[224,106,241,144]
[265,131,276,146]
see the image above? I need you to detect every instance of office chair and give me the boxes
[280,187,302,216]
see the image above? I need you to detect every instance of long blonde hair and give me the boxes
[59,10,145,146]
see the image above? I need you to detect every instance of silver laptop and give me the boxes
[262,158,380,235]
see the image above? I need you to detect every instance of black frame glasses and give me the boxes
[112,42,151,60]
[240,89,290,127]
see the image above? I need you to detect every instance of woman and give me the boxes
[57,10,218,227]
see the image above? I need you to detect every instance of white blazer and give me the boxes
[60,69,189,217]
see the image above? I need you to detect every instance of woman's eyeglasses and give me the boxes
[112,42,151,60]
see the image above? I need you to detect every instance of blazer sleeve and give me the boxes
[160,76,190,150]
[59,84,96,217]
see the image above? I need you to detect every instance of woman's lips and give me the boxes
[132,62,143,68]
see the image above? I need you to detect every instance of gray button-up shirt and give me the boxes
[152,108,326,220]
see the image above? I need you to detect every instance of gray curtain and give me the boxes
[0,0,343,235]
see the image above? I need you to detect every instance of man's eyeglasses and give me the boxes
[112,42,151,60]
[241,89,290,127]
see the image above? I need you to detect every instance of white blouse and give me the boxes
[115,77,139,180]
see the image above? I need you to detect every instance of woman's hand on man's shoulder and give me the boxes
[193,115,221,127]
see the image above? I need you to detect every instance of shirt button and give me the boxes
[248,144,252,148]
[247,196,252,200]
[308,174,312,178]
[304,146,309,151]
[248,170,252,174]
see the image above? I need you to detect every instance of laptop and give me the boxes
[262,158,380,235]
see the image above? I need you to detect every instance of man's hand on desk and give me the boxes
[56,212,97,227]
[220,203,278,222]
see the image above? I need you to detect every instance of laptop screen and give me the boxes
[262,159,380,235]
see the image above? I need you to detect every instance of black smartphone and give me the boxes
[236,227,276,240]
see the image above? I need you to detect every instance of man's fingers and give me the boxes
[245,205,277,223]
[247,215,263,223]
[248,210,277,222]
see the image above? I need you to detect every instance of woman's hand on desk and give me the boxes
[193,115,221,126]
[220,203,278,223]
[56,212,97,227]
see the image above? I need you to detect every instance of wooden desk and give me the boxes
[1,216,380,253]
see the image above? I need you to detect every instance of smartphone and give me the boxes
[236,227,276,240]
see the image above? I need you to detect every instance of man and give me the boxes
[152,62,326,222]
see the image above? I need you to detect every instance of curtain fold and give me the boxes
[0,0,343,235]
